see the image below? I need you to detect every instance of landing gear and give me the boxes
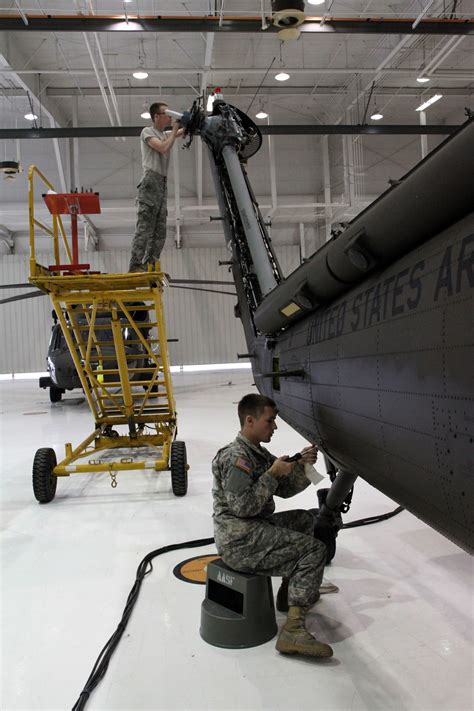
[314,521,337,564]
[170,441,188,496]
[49,384,63,403]
[32,448,58,503]
[313,467,358,565]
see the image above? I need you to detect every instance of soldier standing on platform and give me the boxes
[129,102,182,273]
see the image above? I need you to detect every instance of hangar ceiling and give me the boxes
[0,1,473,251]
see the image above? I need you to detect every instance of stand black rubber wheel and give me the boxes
[33,448,58,503]
[49,385,62,403]
[170,441,188,496]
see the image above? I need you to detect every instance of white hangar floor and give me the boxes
[1,372,472,711]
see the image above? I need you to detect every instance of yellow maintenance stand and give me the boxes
[28,165,187,502]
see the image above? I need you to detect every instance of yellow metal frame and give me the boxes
[28,165,72,279]
[28,165,178,483]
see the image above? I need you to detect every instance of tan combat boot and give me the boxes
[275,606,333,658]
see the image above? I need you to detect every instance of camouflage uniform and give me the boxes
[129,169,168,271]
[212,433,327,608]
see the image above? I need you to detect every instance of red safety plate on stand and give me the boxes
[48,263,91,272]
[42,192,101,215]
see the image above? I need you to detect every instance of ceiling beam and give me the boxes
[27,85,471,98]
[0,124,462,140]
[0,15,472,35]
[2,67,472,80]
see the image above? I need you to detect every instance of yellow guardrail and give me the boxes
[28,164,72,278]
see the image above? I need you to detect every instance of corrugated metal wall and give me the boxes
[0,245,300,373]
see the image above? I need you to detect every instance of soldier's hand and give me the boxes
[172,119,181,134]
[300,445,318,465]
[269,457,294,478]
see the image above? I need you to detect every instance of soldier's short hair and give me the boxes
[238,394,277,426]
[149,102,168,120]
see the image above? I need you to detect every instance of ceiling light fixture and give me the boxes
[370,109,384,120]
[256,109,268,119]
[275,40,290,82]
[141,111,150,119]
[307,0,325,5]
[24,113,38,121]
[416,94,442,111]
[417,45,430,84]
[133,39,148,80]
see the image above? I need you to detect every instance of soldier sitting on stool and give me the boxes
[212,393,333,658]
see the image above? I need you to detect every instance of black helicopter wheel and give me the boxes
[49,385,63,403]
[32,448,58,503]
[170,441,188,497]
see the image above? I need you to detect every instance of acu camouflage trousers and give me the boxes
[129,170,167,270]
[219,509,326,609]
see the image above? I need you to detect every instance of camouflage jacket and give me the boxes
[212,433,310,547]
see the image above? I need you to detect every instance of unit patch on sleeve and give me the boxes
[235,457,252,474]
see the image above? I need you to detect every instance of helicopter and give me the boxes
[174,98,474,556]
[40,310,82,402]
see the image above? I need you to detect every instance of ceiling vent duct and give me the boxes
[271,0,306,40]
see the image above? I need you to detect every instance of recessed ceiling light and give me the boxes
[133,70,149,80]
[24,113,38,121]
[416,94,442,111]
[417,76,430,83]
[141,111,151,119]
[256,110,268,119]
[370,111,384,121]
[275,72,290,82]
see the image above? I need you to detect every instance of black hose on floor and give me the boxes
[71,505,404,708]
[71,537,215,711]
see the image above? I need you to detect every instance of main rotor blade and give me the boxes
[169,285,236,296]
[0,283,37,289]
[168,278,234,286]
[0,291,46,305]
